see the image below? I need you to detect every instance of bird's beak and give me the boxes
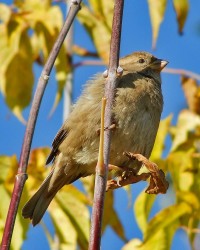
[150,59,169,71]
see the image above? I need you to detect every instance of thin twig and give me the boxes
[73,60,105,68]
[163,67,200,81]
[181,226,200,234]
[73,61,200,83]
[63,0,73,122]
[0,1,82,249]
[89,1,124,249]
[72,45,99,58]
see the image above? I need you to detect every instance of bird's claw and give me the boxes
[106,153,169,194]
[106,169,150,191]
[96,123,116,135]
[123,152,169,194]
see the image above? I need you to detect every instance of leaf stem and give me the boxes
[0,1,82,249]
[97,98,107,176]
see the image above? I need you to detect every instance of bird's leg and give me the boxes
[123,152,169,194]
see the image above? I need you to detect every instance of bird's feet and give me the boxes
[106,153,169,194]
[96,123,116,136]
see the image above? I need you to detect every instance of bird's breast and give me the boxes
[109,86,162,166]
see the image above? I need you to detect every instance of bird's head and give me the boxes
[119,51,168,73]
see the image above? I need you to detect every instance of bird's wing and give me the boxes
[46,128,68,165]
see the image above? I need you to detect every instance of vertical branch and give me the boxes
[63,0,74,122]
[0,1,82,249]
[89,0,124,249]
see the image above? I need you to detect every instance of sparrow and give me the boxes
[22,51,168,226]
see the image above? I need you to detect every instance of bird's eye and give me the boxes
[138,58,145,64]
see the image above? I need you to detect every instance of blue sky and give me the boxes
[1,0,200,249]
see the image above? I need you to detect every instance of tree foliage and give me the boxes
[1,0,199,250]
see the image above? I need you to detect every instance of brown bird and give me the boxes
[22,51,168,226]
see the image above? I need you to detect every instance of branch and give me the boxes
[73,60,105,68]
[63,0,73,122]
[89,1,124,249]
[0,1,82,249]
[73,62,200,83]
[163,67,200,81]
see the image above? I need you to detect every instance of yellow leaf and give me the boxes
[181,77,200,115]
[88,0,103,14]
[167,150,200,194]
[88,0,114,30]
[103,191,127,241]
[100,0,114,30]
[51,46,71,117]
[26,147,51,193]
[82,176,126,241]
[144,203,192,243]
[170,110,200,152]
[151,115,172,160]
[81,175,95,201]
[30,5,68,114]
[0,155,19,196]
[15,0,51,11]
[134,190,156,233]
[0,155,29,250]
[122,231,177,250]
[55,187,90,249]
[138,226,178,250]
[122,239,142,250]
[0,21,34,122]
[173,0,189,34]
[49,200,78,250]
[77,4,111,63]
[177,191,199,210]
[23,148,90,249]
[0,4,11,23]
[147,0,167,48]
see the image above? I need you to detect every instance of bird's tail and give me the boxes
[22,170,63,226]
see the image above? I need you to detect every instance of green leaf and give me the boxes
[134,190,156,233]
[173,0,189,34]
[147,0,167,48]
